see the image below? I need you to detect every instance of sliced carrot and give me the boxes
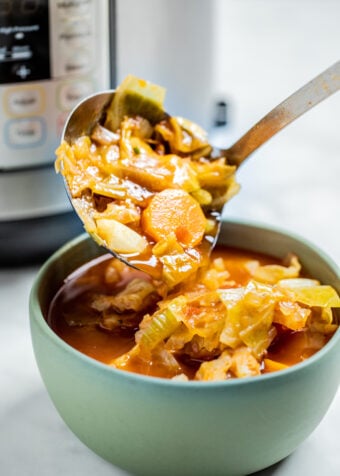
[142,188,206,247]
[263,358,289,373]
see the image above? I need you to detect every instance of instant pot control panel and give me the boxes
[0,0,111,170]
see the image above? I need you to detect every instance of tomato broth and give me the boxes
[48,247,336,380]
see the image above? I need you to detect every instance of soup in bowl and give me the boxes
[29,220,340,476]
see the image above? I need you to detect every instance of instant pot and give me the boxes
[0,0,115,264]
[0,0,214,265]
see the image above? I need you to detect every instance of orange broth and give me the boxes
[47,246,333,379]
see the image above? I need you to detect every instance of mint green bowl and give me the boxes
[29,221,340,476]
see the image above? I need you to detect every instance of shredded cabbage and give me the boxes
[108,251,340,380]
[277,279,340,308]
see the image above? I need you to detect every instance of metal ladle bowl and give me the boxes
[61,61,340,270]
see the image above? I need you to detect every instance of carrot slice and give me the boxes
[263,358,289,373]
[142,189,206,247]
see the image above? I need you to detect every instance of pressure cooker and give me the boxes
[0,0,214,264]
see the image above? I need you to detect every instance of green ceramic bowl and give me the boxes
[29,220,340,476]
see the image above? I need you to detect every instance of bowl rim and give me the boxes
[29,219,340,389]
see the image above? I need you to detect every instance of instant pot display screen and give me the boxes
[0,0,50,83]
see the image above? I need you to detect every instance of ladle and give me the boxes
[61,61,340,271]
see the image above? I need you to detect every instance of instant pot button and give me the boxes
[56,0,91,17]
[58,80,93,112]
[13,64,32,80]
[5,87,44,117]
[5,118,46,148]
[59,19,92,49]
[63,50,92,75]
